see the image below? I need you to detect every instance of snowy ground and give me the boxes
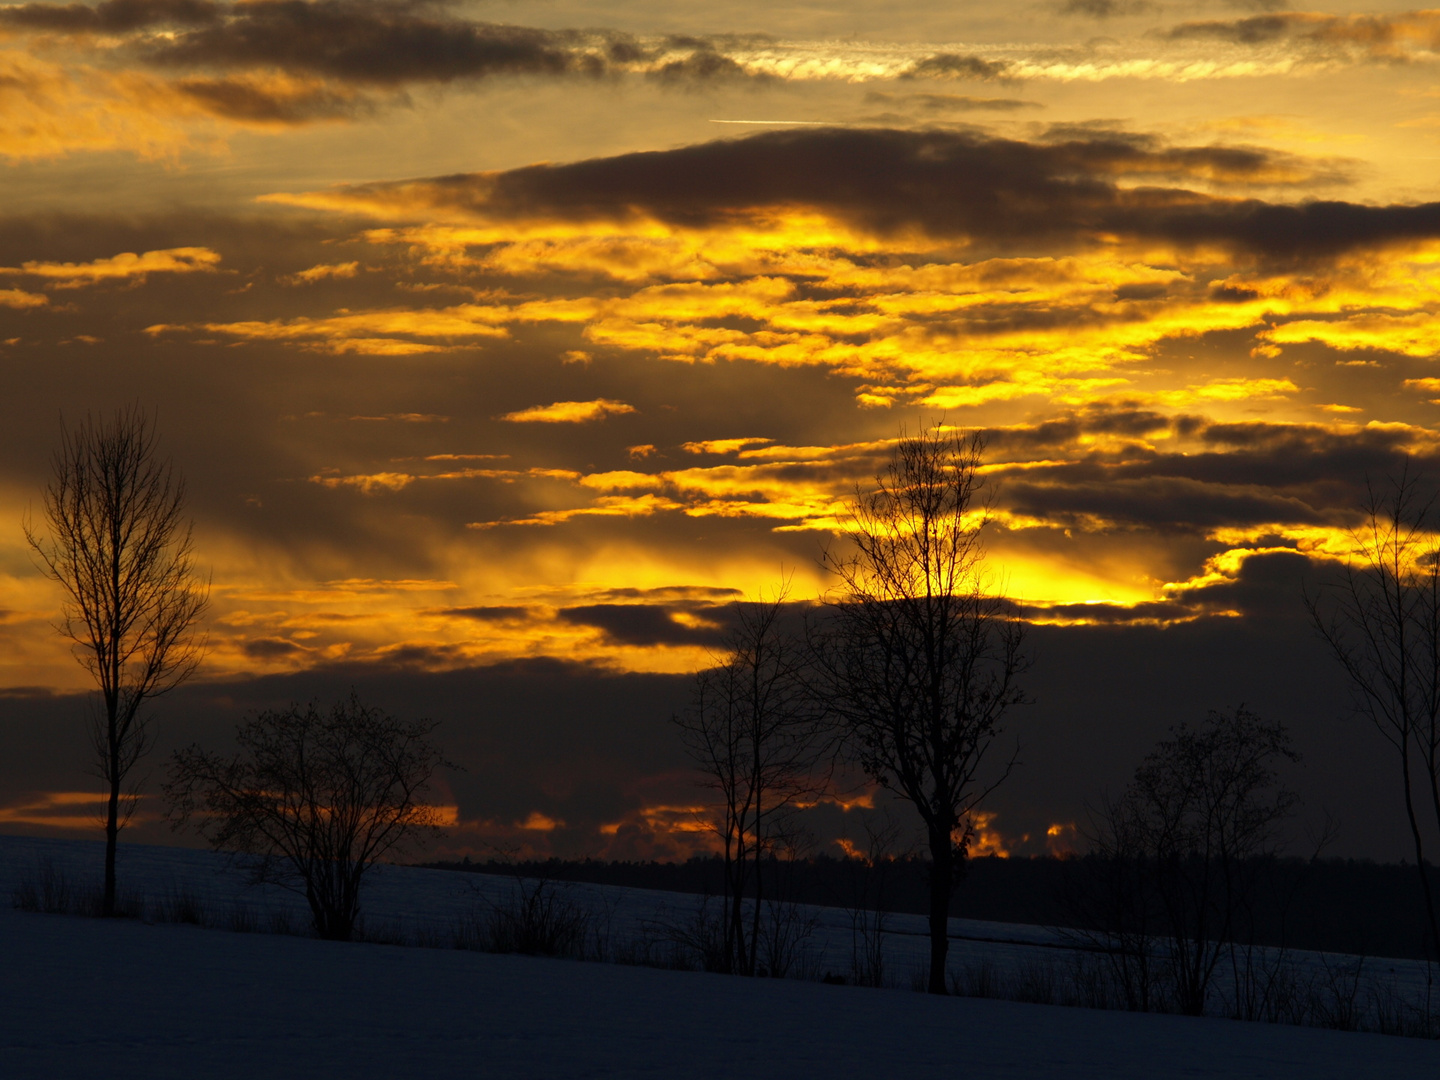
[4,835,1439,1078]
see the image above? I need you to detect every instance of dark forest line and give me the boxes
[420,854,1440,962]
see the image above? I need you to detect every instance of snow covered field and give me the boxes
[3,834,1439,1078]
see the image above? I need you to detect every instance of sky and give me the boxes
[3,0,1440,862]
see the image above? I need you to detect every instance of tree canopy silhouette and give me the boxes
[166,693,453,941]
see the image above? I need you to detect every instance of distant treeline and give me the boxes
[420,854,1440,962]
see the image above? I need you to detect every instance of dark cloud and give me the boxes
[557,603,729,647]
[862,91,1042,113]
[241,636,308,658]
[1169,549,1318,618]
[1161,11,1436,60]
[984,408,1169,456]
[1114,281,1168,300]
[1157,199,1440,259]
[1005,474,1328,531]
[984,414,1440,535]
[375,642,472,670]
[1021,550,1324,624]
[1018,597,1199,624]
[436,605,532,622]
[0,1,776,93]
[1165,14,1297,44]
[1188,422,1429,491]
[646,49,760,85]
[137,2,600,86]
[174,77,371,123]
[0,0,218,31]
[1209,283,1261,302]
[353,128,1394,261]
[1059,0,1156,16]
[902,53,1012,80]
[0,685,64,699]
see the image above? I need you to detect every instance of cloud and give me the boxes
[557,602,729,647]
[1165,14,1298,45]
[682,437,773,455]
[1160,10,1440,64]
[0,789,108,827]
[133,2,604,86]
[902,53,1012,80]
[240,636,310,659]
[436,605,534,622]
[171,73,370,123]
[1059,0,1155,17]
[0,287,46,308]
[2,246,221,284]
[276,128,1395,262]
[282,260,360,284]
[0,1,1424,155]
[981,413,1440,540]
[862,91,1042,113]
[151,300,514,354]
[646,47,761,85]
[0,0,219,32]
[1005,473,1329,531]
[500,399,636,424]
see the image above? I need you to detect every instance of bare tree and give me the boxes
[673,585,827,976]
[24,405,207,917]
[838,809,908,988]
[812,425,1026,994]
[1076,707,1299,1016]
[1306,468,1440,962]
[165,693,453,941]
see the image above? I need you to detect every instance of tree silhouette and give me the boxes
[166,693,452,941]
[1078,707,1300,1016]
[1307,468,1440,962]
[674,585,827,975]
[813,425,1026,994]
[25,405,207,917]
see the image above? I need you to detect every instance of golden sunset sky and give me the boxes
[2,0,1438,859]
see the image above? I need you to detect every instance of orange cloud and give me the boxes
[500,399,637,424]
[965,810,1013,858]
[0,790,127,828]
[3,246,220,286]
[283,261,360,284]
[149,302,514,354]
[0,288,46,308]
[1046,822,1079,857]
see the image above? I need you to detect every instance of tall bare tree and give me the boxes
[25,406,207,916]
[1306,468,1440,962]
[673,585,827,976]
[813,425,1026,994]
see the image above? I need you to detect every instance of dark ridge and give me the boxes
[419,853,1440,961]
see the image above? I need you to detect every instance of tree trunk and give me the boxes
[1400,741,1440,962]
[729,845,746,975]
[927,825,952,994]
[750,791,763,976]
[103,773,119,917]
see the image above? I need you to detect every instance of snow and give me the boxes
[3,834,1438,1079]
